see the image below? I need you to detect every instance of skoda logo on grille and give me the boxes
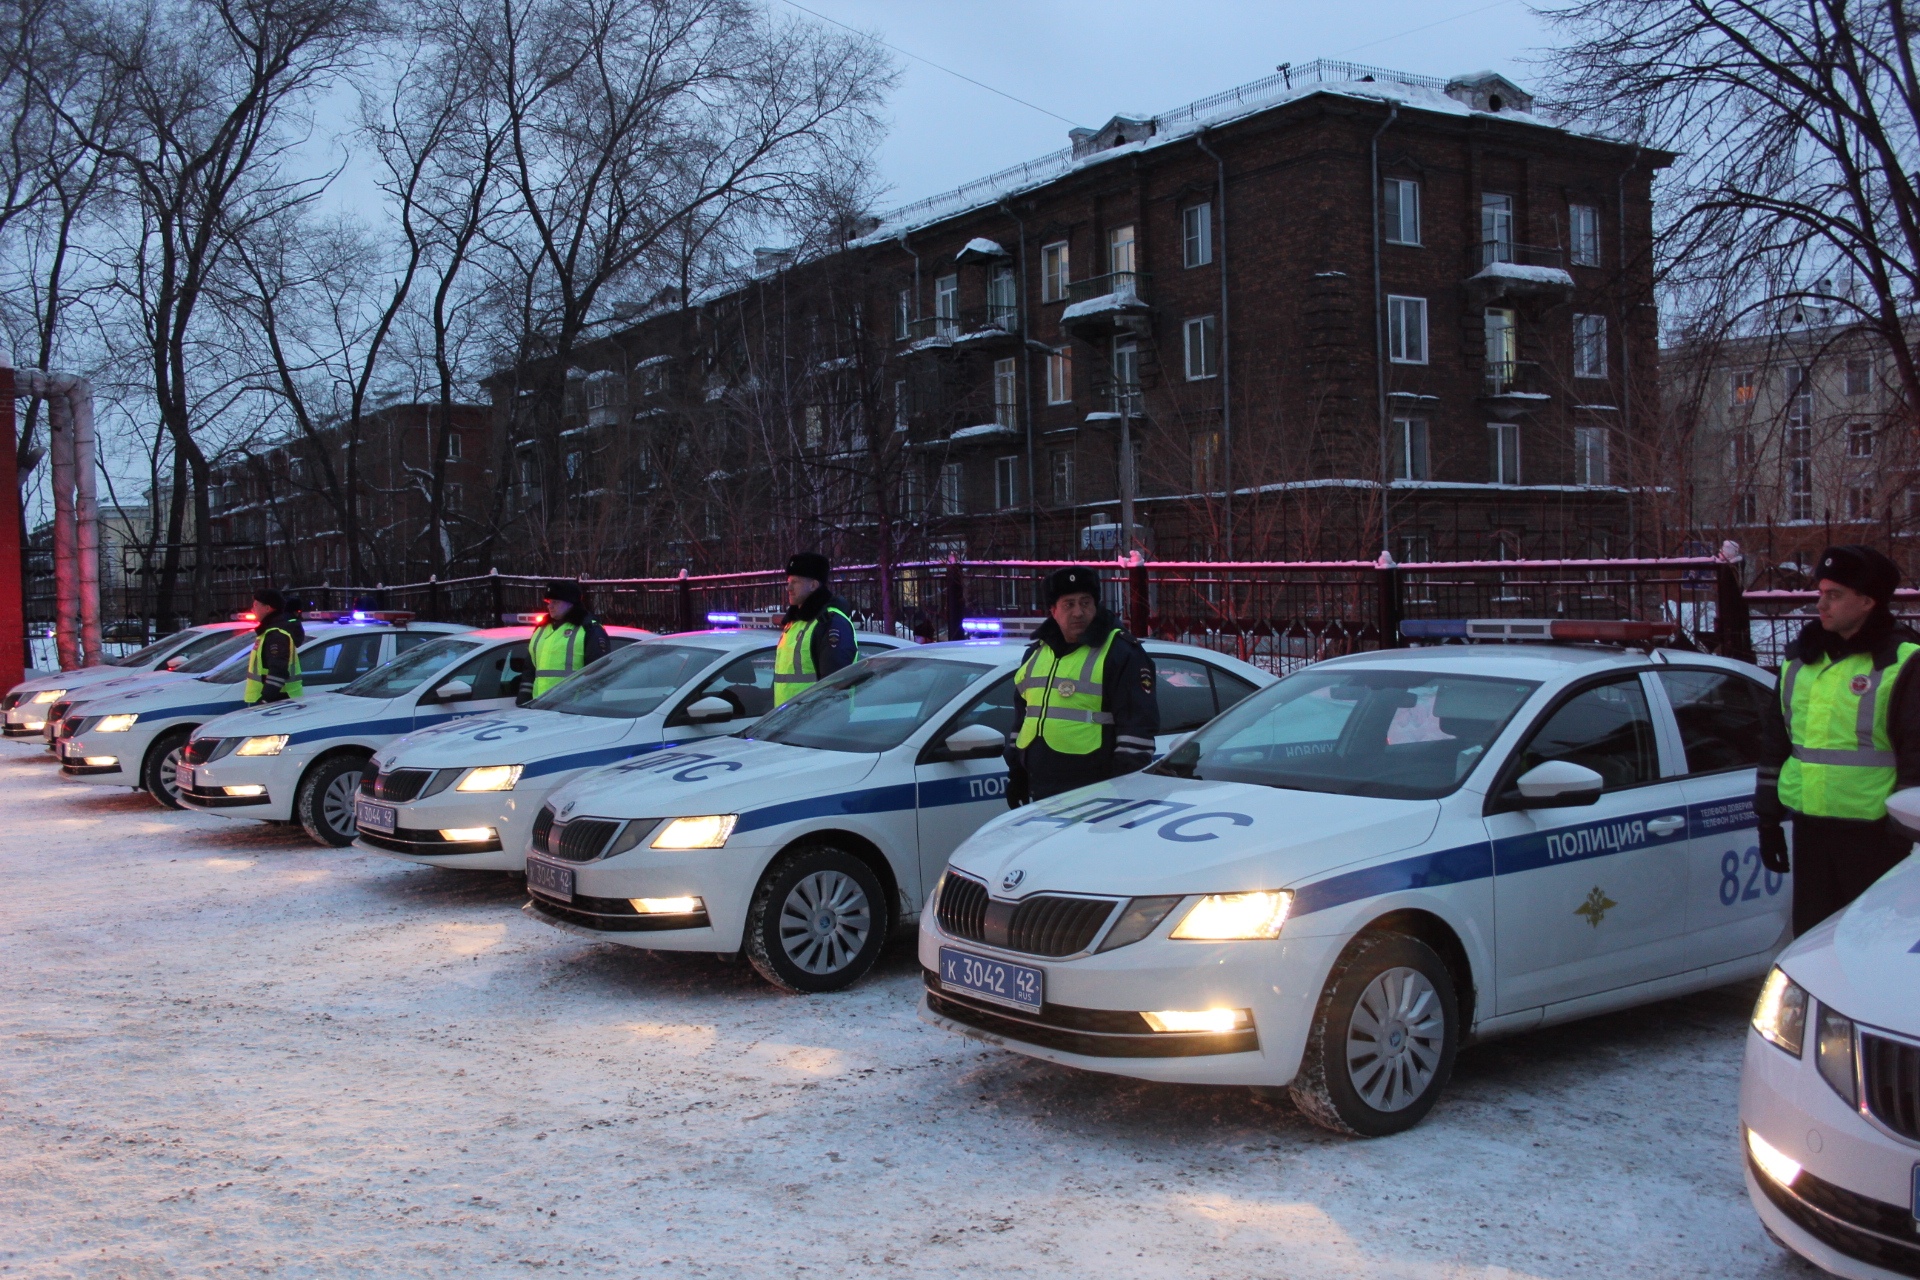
[560,800,576,818]
[1002,869,1025,892]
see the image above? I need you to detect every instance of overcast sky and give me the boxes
[776,0,1556,214]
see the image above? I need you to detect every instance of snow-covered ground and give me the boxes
[0,741,1817,1279]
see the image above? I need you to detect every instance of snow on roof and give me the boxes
[1471,261,1577,287]
[950,423,1019,441]
[1060,286,1148,323]
[635,354,673,368]
[956,237,1009,261]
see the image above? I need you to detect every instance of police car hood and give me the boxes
[948,771,1442,900]
[1778,851,1920,1036]
[77,671,249,717]
[196,691,364,741]
[372,707,645,772]
[59,668,200,707]
[19,664,153,695]
[543,734,882,824]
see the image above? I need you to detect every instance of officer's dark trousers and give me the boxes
[1021,743,1114,802]
[1790,813,1914,936]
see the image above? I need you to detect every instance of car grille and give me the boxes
[555,818,621,862]
[365,767,432,802]
[182,738,222,765]
[49,701,71,725]
[56,715,81,739]
[936,873,1119,958]
[531,805,555,853]
[1861,1030,1920,1141]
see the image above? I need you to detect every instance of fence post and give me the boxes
[427,575,440,623]
[945,560,965,640]
[1128,555,1150,636]
[489,567,502,624]
[676,568,693,633]
[1717,557,1754,663]
[1376,553,1402,648]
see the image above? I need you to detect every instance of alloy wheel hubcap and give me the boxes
[324,771,362,836]
[778,870,871,975]
[160,750,181,800]
[1345,966,1444,1112]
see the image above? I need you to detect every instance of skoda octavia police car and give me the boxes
[1740,791,1920,1280]
[3,621,253,737]
[918,621,1788,1137]
[42,631,265,754]
[353,629,905,870]
[520,638,1270,993]
[178,624,650,845]
[57,614,469,806]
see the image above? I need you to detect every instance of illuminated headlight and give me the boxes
[235,734,288,756]
[1169,890,1293,940]
[223,784,266,797]
[628,896,703,914]
[22,719,43,730]
[456,764,523,792]
[95,714,139,733]
[1746,1127,1802,1188]
[83,755,118,767]
[650,815,736,850]
[1752,967,1808,1056]
[1141,1008,1253,1034]
[30,689,66,704]
[438,827,496,842]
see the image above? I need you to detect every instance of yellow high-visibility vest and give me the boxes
[1779,641,1920,820]
[244,625,304,703]
[1013,630,1119,755]
[772,606,854,707]
[529,622,588,698]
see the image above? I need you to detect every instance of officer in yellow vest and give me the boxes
[1757,544,1920,935]
[773,552,856,707]
[243,588,306,705]
[1005,566,1159,805]
[529,580,610,699]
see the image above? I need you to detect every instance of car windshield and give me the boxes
[529,643,717,720]
[1149,666,1540,800]
[112,632,202,667]
[337,637,480,699]
[178,634,256,675]
[746,655,995,753]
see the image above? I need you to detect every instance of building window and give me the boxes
[1734,490,1758,524]
[1728,431,1753,470]
[1107,224,1137,277]
[895,288,911,339]
[988,266,1018,328]
[1051,449,1075,505]
[1480,193,1514,265]
[1846,356,1874,396]
[1730,369,1758,407]
[1787,365,1814,426]
[994,455,1021,509]
[1112,340,1141,413]
[1183,315,1218,380]
[934,274,958,337]
[938,462,964,516]
[1398,532,1431,564]
[893,379,909,432]
[1393,417,1429,481]
[1384,178,1420,245]
[1787,458,1813,521]
[1846,482,1875,521]
[445,432,462,460]
[1041,241,1069,302]
[1046,349,1072,404]
[1489,422,1520,484]
[1192,429,1223,491]
[803,404,823,449]
[897,464,923,517]
[1569,203,1601,266]
[1848,422,1875,457]
[565,450,585,480]
[1574,425,1609,485]
[992,357,1018,429]
[1183,203,1212,267]
[1387,295,1428,364]
[1573,313,1608,378]
[1484,307,1517,390]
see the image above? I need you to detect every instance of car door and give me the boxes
[1483,672,1692,1013]
[297,632,390,693]
[914,673,1018,890]
[1653,667,1788,967]
[662,646,778,740]
[414,642,532,728]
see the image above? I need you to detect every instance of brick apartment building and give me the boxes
[490,58,1670,579]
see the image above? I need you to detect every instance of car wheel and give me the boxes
[745,846,891,994]
[142,727,192,809]
[1289,932,1459,1138]
[297,753,368,847]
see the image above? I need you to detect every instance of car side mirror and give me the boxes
[1512,760,1605,808]
[434,679,474,703]
[162,655,185,671]
[684,695,736,723]
[942,723,1006,759]
[1886,787,1920,842]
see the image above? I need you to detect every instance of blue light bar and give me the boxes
[960,617,1003,635]
[706,611,740,627]
[352,610,369,621]
[1400,619,1469,639]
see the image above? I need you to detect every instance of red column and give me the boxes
[0,367,22,687]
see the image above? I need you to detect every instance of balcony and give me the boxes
[1060,271,1152,337]
[1465,242,1575,308]
[951,305,1022,348]
[904,314,961,348]
[1480,360,1553,419]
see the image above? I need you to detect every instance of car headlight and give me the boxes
[1141,1008,1253,1033]
[1815,1004,1857,1105]
[1168,890,1293,940]
[456,765,523,792]
[30,689,66,704]
[1746,1127,1801,1188]
[235,734,288,756]
[650,815,736,850]
[1752,967,1808,1056]
[95,713,139,733]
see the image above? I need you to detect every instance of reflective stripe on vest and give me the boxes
[1013,630,1120,755]
[243,625,304,703]
[773,606,854,706]
[529,623,586,698]
[1778,641,1920,819]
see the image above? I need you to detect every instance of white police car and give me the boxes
[519,638,1271,993]
[1740,793,1920,1279]
[917,621,1789,1136]
[177,624,652,845]
[352,629,907,870]
[3,622,254,737]
[57,614,470,806]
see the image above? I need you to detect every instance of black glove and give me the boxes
[1005,760,1030,809]
[1758,823,1790,875]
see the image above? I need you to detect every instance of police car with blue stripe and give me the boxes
[177,623,651,845]
[4,621,255,737]
[518,637,1271,993]
[351,628,907,871]
[56,614,471,807]
[918,620,1787,1136]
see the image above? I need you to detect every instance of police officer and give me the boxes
[243,588,306,705]
[1757,544,1920,935]
[773,552,856,706]
[529,580,611,698]
[1005,566,1159,805]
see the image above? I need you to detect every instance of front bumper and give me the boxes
[523,837,781,954]
[56,735,129,778]
[354,784,523,868]
[176,754,296,821]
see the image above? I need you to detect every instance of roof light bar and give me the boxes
[1402,618,1676,644]
[705,611,741,628]
[502,612,548,625]
[960,617,1003,635]
[300,609,415,625]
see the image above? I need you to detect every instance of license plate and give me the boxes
[527,856,574,901]
[939,946,1043,1014]
[354,799,396,834]
[177,764,194,789]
